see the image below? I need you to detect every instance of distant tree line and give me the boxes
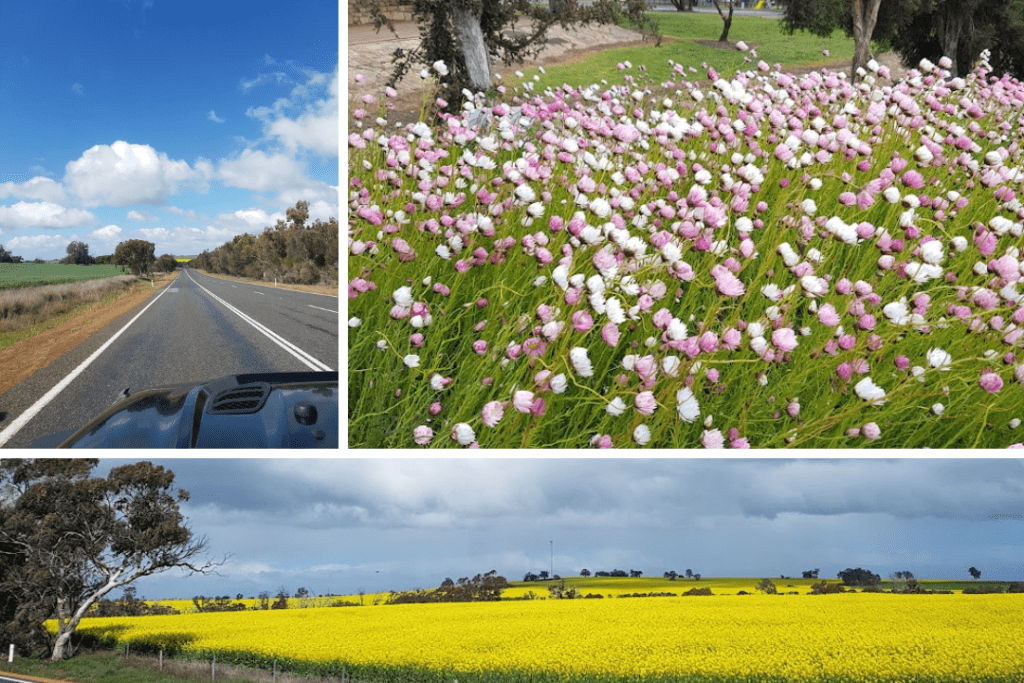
[190,201,338,286]
[387,570,509,604]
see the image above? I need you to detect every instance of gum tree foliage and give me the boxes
[888,0,1024,79]
[778,0,1024,79]
[155,253,179,273]
[0,244,24,264]
[190,201,338,286]
[0,459,218,660]
[60,241,95,266]
[388,570,509,603]
[837,567,881,586]
[355,0,660,113]
[113,239,156,278]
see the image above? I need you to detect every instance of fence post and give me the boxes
[273,659,276,683]
[212,653,216,681]
[159,649,163,670]
[8,644,13,663]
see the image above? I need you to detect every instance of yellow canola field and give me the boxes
[76,594,1023,682]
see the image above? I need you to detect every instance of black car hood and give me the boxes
[30,371,338,448]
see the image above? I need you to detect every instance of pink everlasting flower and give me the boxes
[572,310,594,332]
[512,390,535,413]
[413,425,433,446]
[979,371,1004,394]
[601,322,621,347]
[472,339,488,355]
[817,303,841,326]
[771,327,799,353]
[711,264,745,297]
[862,422,881,440]
[481,401,505,427]
[635,391,657,416]
[701,429,725,449]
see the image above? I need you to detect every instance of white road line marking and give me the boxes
[254,291,265,295]
[186,271,332,372]
[0,283,173,448]
[309,305,337,313]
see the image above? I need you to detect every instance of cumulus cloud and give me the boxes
[89,225,123,242]
[208,110,225,123]
[6,233,71,252]
[166,206,207,222]
[0,201,95,230]
[247,67,338,156]
[217,149,309,192]
[0,177,69,203]
[64,141,210,207]
[137,227,171,241]
[127,209,158,222]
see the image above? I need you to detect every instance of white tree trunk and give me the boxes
[452,7,492,92]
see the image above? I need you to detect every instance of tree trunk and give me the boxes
[452,6,493,92]
[850,0,883,82]
[712,0,734,42]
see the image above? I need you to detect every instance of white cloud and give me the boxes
[6,233,70,251]
[274,183,339,211]
[90,224,124,242]
[247,67,338,156]
[138,227,171,241]
[64,141,210,207]
[71,82,85,96]
[217,149,309,192]
[0,177,69,203]
[208,110,225,124]
[166,206,207,222]
[0,201,95,230]
[127,209,158,222]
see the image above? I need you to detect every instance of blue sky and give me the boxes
[0,0,338,261]
[89,459,1024,600]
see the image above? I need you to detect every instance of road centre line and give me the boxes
[309,305,336,313]
[0,282,173,448]
[186,271,332,372]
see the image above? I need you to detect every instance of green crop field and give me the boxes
[0,263,129,290]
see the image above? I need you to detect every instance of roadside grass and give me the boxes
[1,650,333,683]
[188,269,338,298]
[0,264,128,290]
[0,272,179,349]
[502,12,862,96]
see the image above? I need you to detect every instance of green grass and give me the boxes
[502,12,861,96]
[0,264,128,290]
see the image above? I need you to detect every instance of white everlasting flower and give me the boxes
[951,235,968,252]
[552,265,570,291]
[393,286,414,308]
[736,216,754,234]
[348,317,361,328]
[800,198,817,215]
[854,376,887,404]
[515,184,537,203]
[662,242,682,263]
[436,244,451,260]
[451,422,475,446]
[747,321,765,338]
[633,424,652,446]
[586,274,606,294]
[883,186,901,203]
[570,347,594,377]
[906,261,944,283]
[606,396,627,416]
[1010,418,1021,429]
[927,347,953,370]
[430,374,446,391]
[667,318,688,341]
[606,298,626,325]
[589,197,612,218]
[403,354,420,368]
[432,60,449,76]
[800,275,827,298]
[676,386,701,423]
[376,340,388,350]
[662,356,681,377]
[579,226,603,245]
[914,146,934,164]
[911,366,926,382]
[931,403,945,416]
[919,240,945,265]
[550,373,568,394]
[883,299,911,325]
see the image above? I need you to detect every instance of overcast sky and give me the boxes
[89,458,1024,600]
[0,0,337,260]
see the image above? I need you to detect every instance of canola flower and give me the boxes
[349,49,1024,449]
[74,593,1024,683]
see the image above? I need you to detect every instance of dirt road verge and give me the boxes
[189,269,338,297]
[0,272,178,397]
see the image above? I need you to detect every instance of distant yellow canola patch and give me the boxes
[78,594,1023,682]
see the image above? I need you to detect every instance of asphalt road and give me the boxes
[0,267,338,448]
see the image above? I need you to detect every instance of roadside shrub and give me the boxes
[756,578,778,595]
[1007,583,1024,593]
[962,585,1004,594]
[810,581,846,595]
[682,587,713,596]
